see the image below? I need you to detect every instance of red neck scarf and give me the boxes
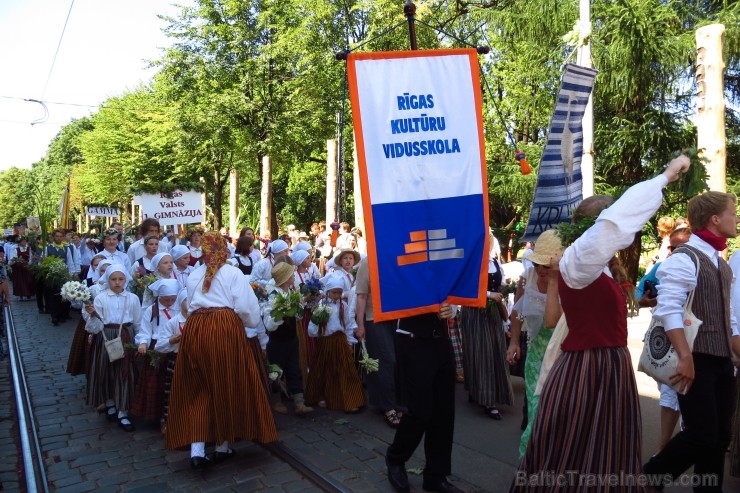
[692,228,727,251]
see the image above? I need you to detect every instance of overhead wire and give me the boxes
[40,0,76,100]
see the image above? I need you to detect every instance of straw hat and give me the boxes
[334,248,360,265]
[527,230,563,266]
[271,262,295,286]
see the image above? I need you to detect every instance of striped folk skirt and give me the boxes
[130,342,169,422]
[161,353,177,427]
[297,307,317,384]
[86,324,135,411]
[66,318,90,376]
[305,332,365,412]
[510,347,644,493]
[248,336,271,400]
[165,308,277,449]
[460,305,513,407]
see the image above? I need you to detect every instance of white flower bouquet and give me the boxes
[60,280,92,304]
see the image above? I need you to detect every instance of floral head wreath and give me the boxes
[187,225,205,238]
[100,227,121,241]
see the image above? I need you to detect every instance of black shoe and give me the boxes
[105,407,118,422]
[485,406,502,420]
[118,417,135,432]
[190,455,212,470]
[212,448,235,464]
[385,456,409,492]
[423,478,465,493]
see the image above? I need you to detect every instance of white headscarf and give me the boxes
[100,264,132,289]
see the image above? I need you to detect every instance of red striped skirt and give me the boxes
[165,308,278,449]
[305,332,365,411]
[130,342,169,422]
[66,318,90,376]
[510,347,644,492]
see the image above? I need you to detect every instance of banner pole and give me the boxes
[404,1,418,50]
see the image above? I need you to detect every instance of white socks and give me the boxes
[191,442,206,458]
[215,441,229,453]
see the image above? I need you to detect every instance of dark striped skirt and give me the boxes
[165,308,277,449]
[248,336,271,399]
[305,332,365,411]
[460,305,513,407]
[66,318,90,376]
[86,324,135,411]
[510,347,644,493]
[161,353,177,426]
[130,342,169,422]
[297,307,317,384]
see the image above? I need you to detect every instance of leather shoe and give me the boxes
[385,456,409,492]
[190,455,212,470]
[423,478,465,493]
[212,448,236,464]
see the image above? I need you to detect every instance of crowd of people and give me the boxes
[3,154,740,492]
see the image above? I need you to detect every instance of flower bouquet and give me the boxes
[124,343,164,368]
[60,281,92,305]
[251,282,269,302]
[270,290,303,321]
[358,339,379,373]
[299,277,323,308]
[44,258,74,288]
[266,363,283,382]
[310,303,332,335]
[129,273,157,303]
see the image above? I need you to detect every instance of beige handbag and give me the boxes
[101,296,128,362]
[638,250,702,394]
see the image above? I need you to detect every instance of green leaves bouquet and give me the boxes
[270,290,303,321]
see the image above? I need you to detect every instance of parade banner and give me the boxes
[137,190,204,226]
[348,49,489,322]
[85,206,120,217]
[521,64,598,241]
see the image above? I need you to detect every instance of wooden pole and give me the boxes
[577,0,594,199]
[260,155,273,238]
[326,139,338,227]
[695,24,727,193]
[352,132,365,234]
[229,168,239,238]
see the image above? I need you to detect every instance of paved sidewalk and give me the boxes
[4,300,740,492]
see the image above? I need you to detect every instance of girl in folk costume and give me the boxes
[292,241,321,279]
[131,279,180,423]
[165,232,276,469]
[262,260,314,415]
[9,236,34,299]
[459,231,513,421]
[85,264,142,432]
[305,276,365,412]
[229,236,256,275]
[141,252,175,309]
[84,254,107,287]
[66,257,112,377]
[79,237,102,280]
[155,288,188,435]
[129,234,159,278]
[250,239,290,283]
[291,249,319,385]
[510,156,691,493]
[505,230,563,458]
[186,226,204,266]
[170,245,193,290]
[321,249,359,300]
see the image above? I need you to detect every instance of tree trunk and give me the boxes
[260,155,273,238]
[212,168,223,231]
[229,168,239,238]
[326,139,338,226]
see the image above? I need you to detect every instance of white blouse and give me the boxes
[155,312,187,353]
[136,302,180,346]
[186,263,260,328]
[308,299,357,343]
[86,290,142,335]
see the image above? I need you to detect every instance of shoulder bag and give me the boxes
[101,295,129,362]
[638,250,702,394]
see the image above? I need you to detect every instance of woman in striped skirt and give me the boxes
[510,158,690,492]
[460,231,513,420]
[305,276,365,412]
[85,264,141,432]
[165,232,277,469]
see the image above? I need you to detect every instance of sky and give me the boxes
[0,0,182,171]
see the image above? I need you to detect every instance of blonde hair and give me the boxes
[656,216,675,237]
[687,192,736,230]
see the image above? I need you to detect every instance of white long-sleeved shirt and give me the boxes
[155,312,186,353]
[66,244,81,274]
[186,263,261,328]
[100,248,132,272]
[174,265,193,290]
[86,289,142,335]
[250,257,275,283]
[136,302,180,346]
[261,284,299,332]
[560,174,670,289]
[308,298,357,344]
[127,238,170,265]
[654,234,738,334]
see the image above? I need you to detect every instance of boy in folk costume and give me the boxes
[131,279,181,423]
[156,288,189,435]
[165,232,276,469]
[250,239,290,283]
[85,264,142,432]
[305,276,365,412]
[262,260,314,415]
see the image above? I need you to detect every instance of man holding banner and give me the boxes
[347,48,488,493]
